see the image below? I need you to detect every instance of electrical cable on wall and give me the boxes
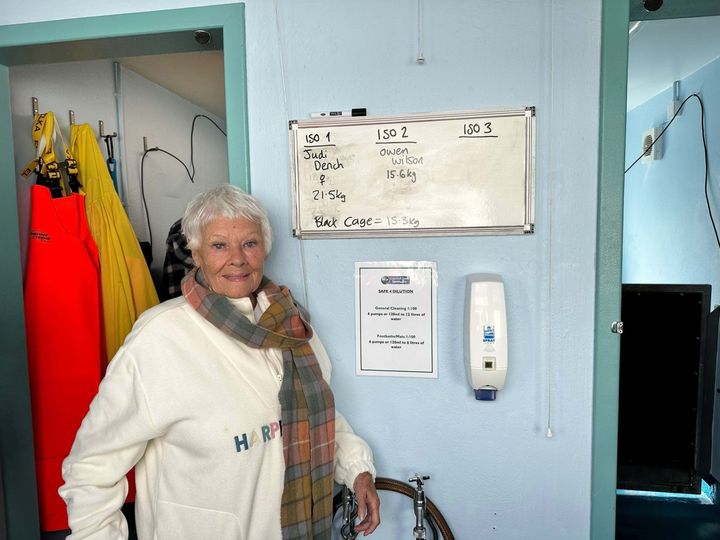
[415,0,425,64]
[545,8,556,439]
[274,0,310,311]
[140,114,227,250]
[624,93,719,250]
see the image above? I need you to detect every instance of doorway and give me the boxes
[620,12,720,496]
[593,1,720,538]
[0,6,248,539]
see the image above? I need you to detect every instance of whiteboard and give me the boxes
[289,108,535,238]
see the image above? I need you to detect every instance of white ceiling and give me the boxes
[627,15,720,110]
[120,51,225,119]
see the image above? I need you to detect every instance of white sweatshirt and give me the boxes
[59,293,375,540]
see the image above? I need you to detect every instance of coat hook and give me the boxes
[143,137,157,152]
[69,110,76,126]
[99,120,118,138]
[32,97,39,116]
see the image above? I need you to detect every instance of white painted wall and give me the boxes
[10,60,228,278]
[3,1,602,539]
[121,65,228,273]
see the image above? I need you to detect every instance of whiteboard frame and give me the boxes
[289,108,535,238]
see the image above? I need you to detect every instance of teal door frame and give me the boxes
[0,6,249,539]
[592,1,629,539]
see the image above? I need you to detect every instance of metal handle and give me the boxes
[339,485,359,540]
[408,473,430,487]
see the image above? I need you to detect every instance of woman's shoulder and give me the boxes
[128,296,201,341]
[135,296,189,324]
[117,296,214,366]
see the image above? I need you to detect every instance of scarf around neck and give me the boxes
[181,268,336,539]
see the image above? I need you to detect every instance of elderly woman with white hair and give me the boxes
[60,184,380,539]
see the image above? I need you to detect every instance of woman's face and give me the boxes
[191,217,266,299]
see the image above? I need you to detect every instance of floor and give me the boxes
[616,494,720,539]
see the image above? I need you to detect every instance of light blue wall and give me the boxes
[624,56,720,307]
[251,2,600,539]
[2,1,603,538]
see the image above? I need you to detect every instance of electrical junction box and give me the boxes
[641,127,663,163]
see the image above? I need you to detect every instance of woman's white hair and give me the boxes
[182,184,273,255]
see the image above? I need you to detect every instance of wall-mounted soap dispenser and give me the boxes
[465,274,508,401]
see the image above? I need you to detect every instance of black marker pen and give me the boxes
[310,108,367,118]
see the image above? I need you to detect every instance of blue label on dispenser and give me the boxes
[483,325,495,343]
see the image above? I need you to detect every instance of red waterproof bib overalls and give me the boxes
[24,184,104,531]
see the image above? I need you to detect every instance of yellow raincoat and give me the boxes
[70,123,159,362]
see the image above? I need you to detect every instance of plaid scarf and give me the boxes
[181,268,335,539]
